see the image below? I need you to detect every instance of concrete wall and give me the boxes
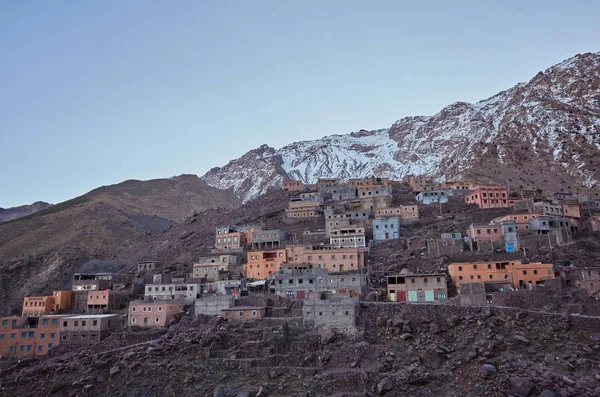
[195,296,233,316]
[303,297,357,328]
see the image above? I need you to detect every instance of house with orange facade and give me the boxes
[563,200,581,219]
[282,180,303,191]
[448,260,555,291]
[22,291,72,316]
[128,300,183,328]
[244,249,287,279]
[215,229,246,251]
[467,224,503,242]
[492,213,539,234]
[464,185,510,208]
[0,315,63,357]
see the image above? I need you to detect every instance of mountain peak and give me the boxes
[202,52,600,201]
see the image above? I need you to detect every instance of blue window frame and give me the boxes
[26,345,32,351]
[40,333,45,339]
[9,346,14,353]
[10,333,15,339]
[42,319,48,325]
[28,331,34,338]
[50,333,55,339]
[38,346,43,351]
[51,319,58,325]
[21,332,27,338]
[19,346,24,352]
[0,334,4,340]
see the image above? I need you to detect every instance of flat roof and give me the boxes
[63,314,119,319]
[221,306,266,311]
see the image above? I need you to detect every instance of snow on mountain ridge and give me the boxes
[202,52,600,202]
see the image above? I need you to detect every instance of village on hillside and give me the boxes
[1,175,600,360]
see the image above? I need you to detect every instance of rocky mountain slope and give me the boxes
[203,51,600,202]
[0,175,239,315]
[0,201,51,223]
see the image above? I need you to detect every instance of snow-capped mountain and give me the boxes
[203,52,600,202]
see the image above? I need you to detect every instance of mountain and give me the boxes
[0,174,239,315]
[0,201,52,223]
[202,52,600,202]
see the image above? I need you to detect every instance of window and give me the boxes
[21,332,27,338]
[40,333,45,339]
[42,319,48,325]
[458,266,463,271]
[489,275,493,279]
[62,335,67,341]
[26,345,32,351]
[436,277,441,283]
[487,264,492,269]
[158,306,163,312]
[155,318,160,323]
[74,321,78,327]
[48,343,53,349]
[424,278,428,283]
[50,333,55,339]
[319,312,323,316]
[252,310,257,317]
[534,270,538,275]
[411,278,415,283]
[132,318,136,323]
[20,346,24,352]
[132,307,137,312]
[473,265,478,270]
[38,346,43,352]
[82,321,86,326]
[470,275,474,280]
[477,275,481,279]
[548,270,552,275]
[1,320,6,327]
[9,347,13,353]
[522,270,527,275]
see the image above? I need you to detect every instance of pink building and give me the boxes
[282,180,303,191]
[467,224,503,242]
[128,301,183,328]
[464,185,510,208]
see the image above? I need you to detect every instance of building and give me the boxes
[128,301,183,328]
[427,233,465,257]
[357,186,392,199]
[403,175,438,192]
[464,185,510,208]
[87,290,131,311]
[329,226,366,248]
[22,291,72,316]
[563,201,581,219]
[221,307,266,321]
[347,177,391,189]
[195,296,234,316]
[373,217,400,243]
[245,249,287,279]
[282,180,303,191]
[467,224,503,242]
[286,245,366,272]
[0,315,62,357]
[532,201,564,217]
[137,261,156,273]
[492,213,539,234]
[415,189,469,204]
[560,266,600,297]
[59,314,121,346]
[71,273,136,311]
[386,273,447,302]
[500,221,519,253]
[144,283,202,303]
[441,180,477,190]
[448,260,555,291]
[317,178,340,194]
[270,268,368,299]
[192,255,241,280]
[302,294,357,328]
[330,186,357,201]
[360,195,392,211]
[285,199,323,218]
[528,216,573,244]
[251,229,285,250]
[215,230,246,251]
[375,205,419,224]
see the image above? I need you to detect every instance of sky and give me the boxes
[1,1,599,208]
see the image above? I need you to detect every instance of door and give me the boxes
[425,290,434,302]
[397,291,406,302]
[389,290,396,302]
[506,243,513,253]
[340,264,344,272]
[295,290,306,300]
[385,232,389,240]
[437,291,446,301]
[407,291,417,302]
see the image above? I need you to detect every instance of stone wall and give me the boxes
[195,296,233,316]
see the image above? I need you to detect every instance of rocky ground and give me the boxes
[1,302,600,397]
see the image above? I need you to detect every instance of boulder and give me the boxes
[420,348,443,369]
[509,377,534,396]
[481,364,496,377]
[446,315,459,327]
[376,377,394,395]
[320,328,337,345]
[514,335,530,345]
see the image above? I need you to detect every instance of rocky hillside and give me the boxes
[203,51,600,202]
[0,175,239,315]
[0,201,51,223]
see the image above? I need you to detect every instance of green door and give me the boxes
[425,290,434,302]
[408,291,418,302]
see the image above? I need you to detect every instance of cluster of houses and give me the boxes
[2,175,599,359]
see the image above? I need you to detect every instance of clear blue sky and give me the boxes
[1,1,599,208]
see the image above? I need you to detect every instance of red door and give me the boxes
[397,291,406,302]
[295,290,306,300]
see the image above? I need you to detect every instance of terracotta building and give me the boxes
[22,291,72,316]
[0,315,62,358]
[87,290,130,311]
[448,260,555,291]
[464,185,510,208]
[563,201,581,219]
[467,224,503,242]
[285,245,365,273]
[128,301,183,328]
[221,306,266,321]
[215,231,246,251]
[244,249,287,279]
[492,213,539,234]
[387,273,448,302]
[282,180,303,191]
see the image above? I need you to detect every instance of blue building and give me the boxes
[373,217,400,244]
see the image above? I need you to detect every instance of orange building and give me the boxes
[215,232,246,250]
[347,177,391,189]
[492,213,539,234]
[464,185,510,208]
[0,315,63,357]
[441,180,478,190]
[245,249,287,279]
[22,291,72,316]
[128,301,183,328]
[87,290,130,310]
[448,260,555,290]
[285,245,365,272]
[282,180,303,191]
